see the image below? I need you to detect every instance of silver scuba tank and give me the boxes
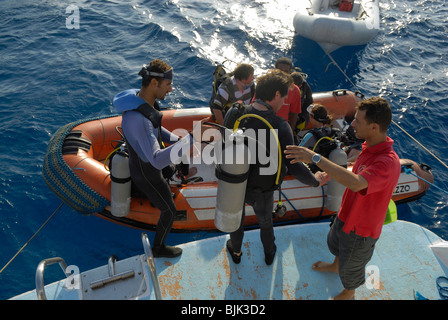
[326,141,347,212]
[110,144,132,217]
[214,130,251,233]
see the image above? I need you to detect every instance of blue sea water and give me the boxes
[1,0,447,300]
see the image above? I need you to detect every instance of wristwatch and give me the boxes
[312,153,322,164]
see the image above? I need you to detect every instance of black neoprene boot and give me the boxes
[152,244,183,258]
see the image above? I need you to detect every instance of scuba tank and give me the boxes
[326,141,347,212]
[214,104,282,232]
[110,143,132,217]
[214,130,251,233]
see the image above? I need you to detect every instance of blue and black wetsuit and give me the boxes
[114,89,192,248]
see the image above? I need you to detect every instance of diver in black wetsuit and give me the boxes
[226,69,328,266]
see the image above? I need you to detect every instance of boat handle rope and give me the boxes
[402,166,448,196]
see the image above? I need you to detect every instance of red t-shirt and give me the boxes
[276,84,301,121]
[337,137,401,239]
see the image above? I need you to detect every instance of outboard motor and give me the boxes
[214,130,251,233]
[326,141,347,212]
[110,144,132,217]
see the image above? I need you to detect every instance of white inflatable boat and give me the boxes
[293,0,380,53]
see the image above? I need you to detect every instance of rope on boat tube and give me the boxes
[42,115,114,214]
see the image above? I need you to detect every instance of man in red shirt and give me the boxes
[274,57,301,131]
[285,97,401,300]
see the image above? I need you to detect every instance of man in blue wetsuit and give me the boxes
[113,59,195,258]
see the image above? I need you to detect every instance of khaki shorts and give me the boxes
[327,217,378,290]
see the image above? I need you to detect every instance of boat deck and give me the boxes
[11,220,447,300]
[154,220,447,300]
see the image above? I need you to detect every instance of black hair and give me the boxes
[357,97,392,132]
[233,63,254,81]
[275,57,294,70]
[139,59,172,87]
[255,69,293,102]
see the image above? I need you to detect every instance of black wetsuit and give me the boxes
[229,103,319,259]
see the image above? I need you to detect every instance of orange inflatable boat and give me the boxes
[43,90,433,232]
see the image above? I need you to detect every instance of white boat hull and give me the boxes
[293,0,380,52]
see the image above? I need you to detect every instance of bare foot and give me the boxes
[333,289,355,300]
[312,261,338,273]
[186,167,198,178]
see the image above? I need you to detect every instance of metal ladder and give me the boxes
[141,233,162,300]
[35,257,71,300]
[35,233,162,300]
